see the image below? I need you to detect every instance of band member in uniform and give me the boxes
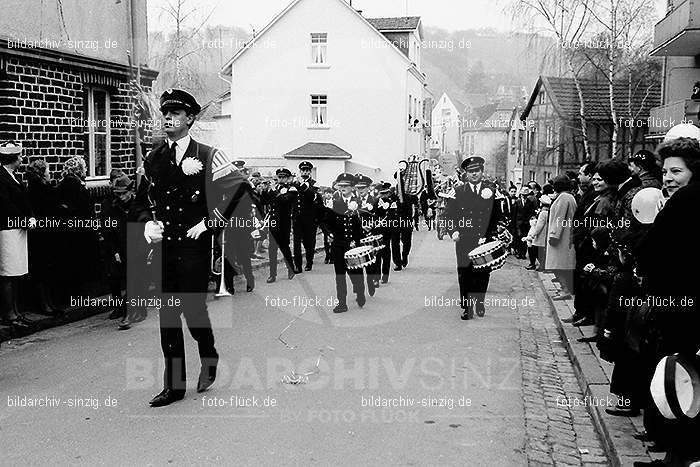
[292,161,322,272]
[373,182,395,284]
[263,168,297,283]
[319,173,366,313]
[355,174,378,296]
[445,156,501,320]
[321,188,334,264]
[220,160,262,293]
[133,88,239,407]
[391,173,415,271]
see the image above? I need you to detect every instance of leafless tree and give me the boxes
[149,0,217,92]
[508,0,595,161]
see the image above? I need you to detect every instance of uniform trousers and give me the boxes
[268,224,294,277]
[159,239,217,391]
[391,227,412,266]
[455,241,491,309]
[367,232,391,283]
[332,243,365,305]
[293,219,317,268]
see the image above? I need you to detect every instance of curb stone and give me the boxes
[535,271,655,467]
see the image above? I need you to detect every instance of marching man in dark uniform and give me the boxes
[355,174,379,295]
[220,160,262,294]
[133,89,240,407]
[445,156,501,320]
[263,168,297,283]
[372,182,395,284]
[319,173,366,313]
[292,161,322,273]
[391,182,415,271]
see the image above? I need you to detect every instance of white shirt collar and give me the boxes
[167,134,191,165]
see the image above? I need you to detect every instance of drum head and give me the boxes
[470,240,502,257]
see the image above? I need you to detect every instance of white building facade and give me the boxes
[219,0,428,185]
[431,93,463,156]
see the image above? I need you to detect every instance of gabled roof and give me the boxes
[284,142,352,159]
[521,76,661,121]
[366,16,421,31]
[220,0,419,76]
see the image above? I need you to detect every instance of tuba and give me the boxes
[396,155,435,203]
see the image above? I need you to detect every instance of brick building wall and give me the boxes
[0,53,157,183]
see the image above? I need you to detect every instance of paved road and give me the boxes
[0,230,606,466]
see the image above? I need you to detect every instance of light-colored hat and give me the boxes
[0,141,22,155]
[664,123,700,142]
[651,353,700,420]
[539,194,552,205]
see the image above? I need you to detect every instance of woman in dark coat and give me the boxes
[54,156,98,305]
[25,159,62,315]
[635,137,700,467]
[0,141,34,328]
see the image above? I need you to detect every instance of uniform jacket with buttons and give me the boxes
[356,193,378,235]
[319,194,364,248]
[445,181,501,250]
[132,138,239,245]
[263,184,297,231]
[292,178,322,224]
[373,194,396,234]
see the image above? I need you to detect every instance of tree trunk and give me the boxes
[567,56,592,162]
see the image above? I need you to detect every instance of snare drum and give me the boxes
[468,240,508,272]
[360,234,384,251]
[344,246,376,270]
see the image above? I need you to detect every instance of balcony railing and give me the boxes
[648,99,700,135]
[652,0,700,56]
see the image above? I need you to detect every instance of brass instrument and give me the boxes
[396,155,435,203]
[214,229,232,298]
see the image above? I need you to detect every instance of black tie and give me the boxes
[169,141,178,165]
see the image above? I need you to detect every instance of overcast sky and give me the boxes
[148,0,667,34]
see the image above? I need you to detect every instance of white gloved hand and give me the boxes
[451,231,460,242]
[186,219,208,240]
[144,220,164,244]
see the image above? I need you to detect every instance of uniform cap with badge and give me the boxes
[159,88,202,115]
[298,161,314,171]
[461,156,485,172]
[334,173,356,187]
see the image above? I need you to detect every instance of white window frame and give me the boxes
[310,33,328,65]
[310,94,328,127]
[546,126,555,148]
[85,86,111,180]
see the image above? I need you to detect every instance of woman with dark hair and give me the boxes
[634,137,700,467]
[572,160,629,331]
[25,159,62,315]
[0,141,35,328]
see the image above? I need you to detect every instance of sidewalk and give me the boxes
[0,237,327,345]
[537,271,663,467]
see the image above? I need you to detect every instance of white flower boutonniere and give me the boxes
[348,201,358,211]
[481,188,493,199]
[181,157,203,176]
[280,187,288,195]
